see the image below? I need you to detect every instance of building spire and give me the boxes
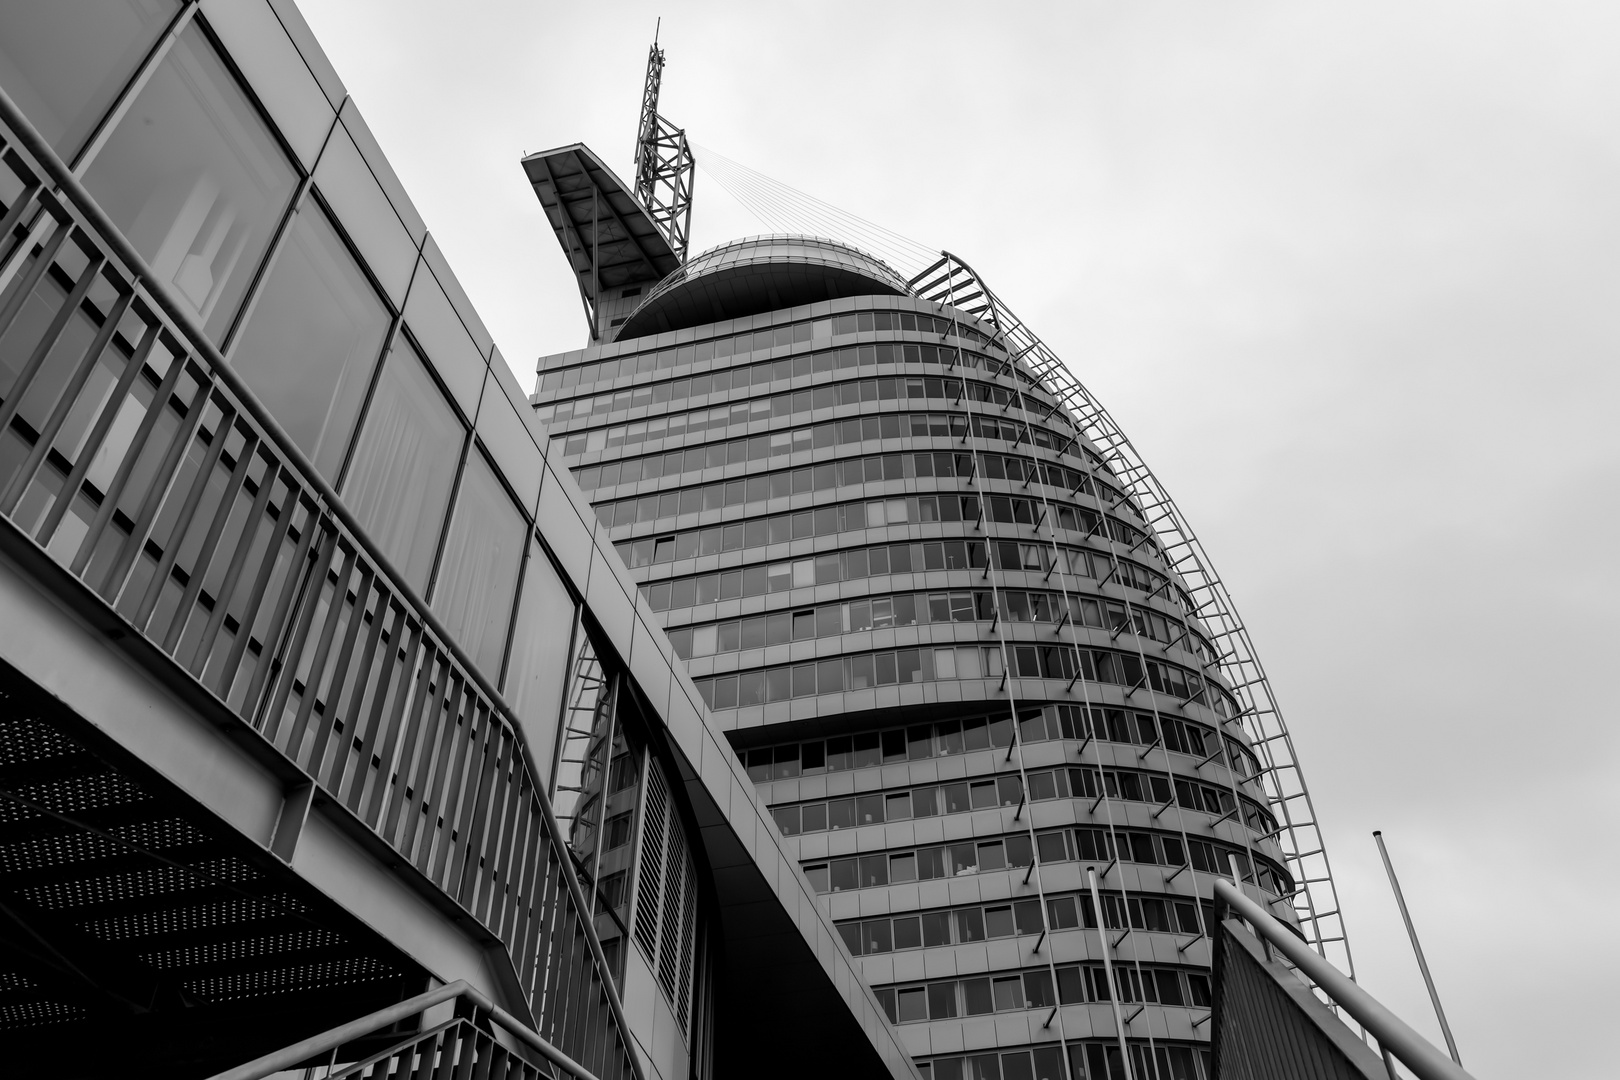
[633,26,695,264]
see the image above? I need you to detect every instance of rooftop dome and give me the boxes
[614,235,911,340]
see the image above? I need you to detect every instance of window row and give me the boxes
[700,645,1003,706]
[645,538,984,609]
[667,586,1212,666]
[574,448,1128,515]
[919,1042,1208,1080]
[603,479,1148,553]
[836,890,1218,958]
[537,308,1005,393]
[801,824,1285,895]
[695,642,1229,719]
[554,374,1047,452]
[768,761,1271,838]
[874,960,1213,1026]
[542,362,1048,432]
[738,706,1256,783]
[557,406,1076,459]
[640,538,1175,618]
[613,493,982,558]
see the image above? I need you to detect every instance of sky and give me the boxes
[295,2,1619,1075]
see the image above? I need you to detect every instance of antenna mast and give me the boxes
[633,22,695,263]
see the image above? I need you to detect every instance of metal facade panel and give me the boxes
[1210,920,1385,1080]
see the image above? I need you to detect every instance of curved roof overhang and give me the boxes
[615,235,910,340]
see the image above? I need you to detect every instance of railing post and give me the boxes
[1087,866,1135,1080]
[1212,879,1475,1080]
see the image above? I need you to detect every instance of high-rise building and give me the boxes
[529,179,1345,1080]
[0,6,909,1079]
[0,7,1395,1080]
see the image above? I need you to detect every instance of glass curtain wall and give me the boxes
[339,338,465,591]
[431,448,526,674]
[227,198,389,480]
[82,22,298,341]
[0,0,176,162]
[0,5,580,767]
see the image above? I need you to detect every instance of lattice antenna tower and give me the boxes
[633,24,696,263]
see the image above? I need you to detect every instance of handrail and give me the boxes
[207,979,599,1080]
[0,81,644,1080]
[1213,879,1475,1080]
[0,80,512,745]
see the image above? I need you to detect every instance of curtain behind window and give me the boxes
[340,340,463,591]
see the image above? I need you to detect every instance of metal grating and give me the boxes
[20,856,260,910]
[183,955,394,1002]
[0,713,78,765]
[140,927,344,970]
[79,893,299,942]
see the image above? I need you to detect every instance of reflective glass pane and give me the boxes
[83,23,297,341]
[432,450,524,673]
[340,340,464,590]
[0,0,175,158]
[503,538,575,783]
[228,199,387,479]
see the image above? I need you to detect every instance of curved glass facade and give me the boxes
[538,276,1297,1080]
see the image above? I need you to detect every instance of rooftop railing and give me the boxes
[0,85,640,1080]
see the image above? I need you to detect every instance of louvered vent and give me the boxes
[631,760,701,1035]
[633,763,667,954]
[676,862,698,1030]
[656,824,685,998]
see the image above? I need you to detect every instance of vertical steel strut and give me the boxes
[633,27,695,263]
[909,252,1358,993]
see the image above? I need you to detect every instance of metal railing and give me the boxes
[208,979,596,1080]
[0,86,639,1080]
[1214,879,1474,1080]
[909,253,1355,978]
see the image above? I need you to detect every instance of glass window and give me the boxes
[228,200,388,479]
[858,855,887,888]
[431,451,524,673]
[828,859,857,893]
[503,539,576,782]
[962,978,993,1015]
[83,24,297,341]
[340,340,465,591]
[992,976,1022,1012]
[0,0,175,159]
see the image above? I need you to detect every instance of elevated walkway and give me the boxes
[0,93,633,1079]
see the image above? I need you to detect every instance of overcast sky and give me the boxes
[297,2,1618,1075]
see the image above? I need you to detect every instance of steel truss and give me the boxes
[909,252,1356,982]
[633,39,695,264]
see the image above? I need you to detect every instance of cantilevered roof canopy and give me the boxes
[521,143,681,339]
